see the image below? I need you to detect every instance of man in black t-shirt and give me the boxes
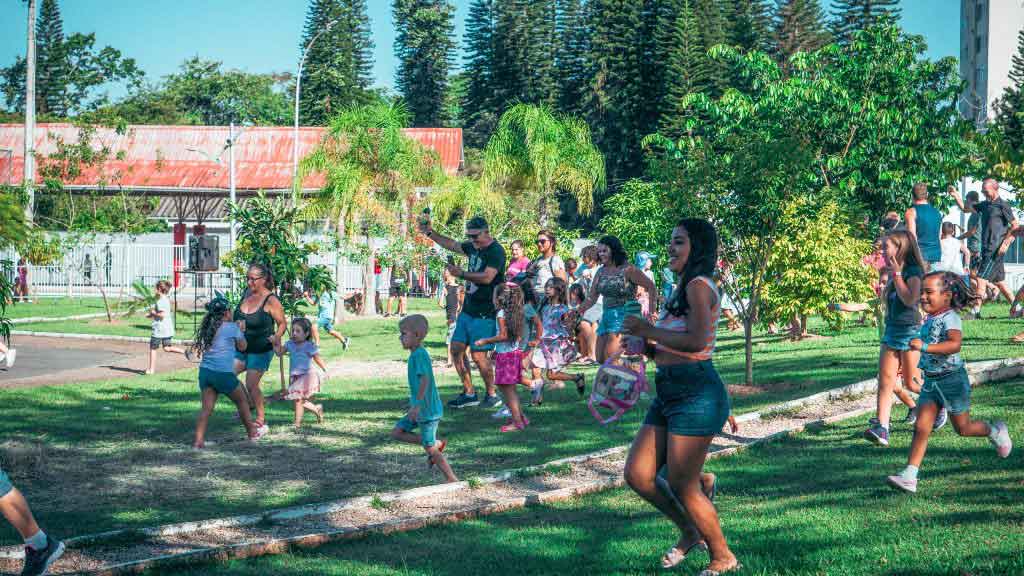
[419,215,507,409]
[951,179,1020,304]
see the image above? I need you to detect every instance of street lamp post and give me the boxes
[186,122,248,252]
[292,18,340,204]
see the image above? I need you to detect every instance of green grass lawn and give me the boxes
[151,381,1024,576]
[7,297,111,320]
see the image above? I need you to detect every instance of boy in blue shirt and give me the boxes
[391,314,457,482]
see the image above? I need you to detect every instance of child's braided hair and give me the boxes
[494,282,525,344]
[924,271,977,311]
[191,295,231,358]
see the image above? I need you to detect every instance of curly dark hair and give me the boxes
[597,235,628,267]
[924,271,977,311]
[191,296,232,357]
[494,283,525,344]
[291,316,313,341]
[666,218,719,317]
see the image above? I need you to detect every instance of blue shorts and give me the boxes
[317,316,333,332]
[451,312,496,352]
[598,306,626,336]
[235,350,275,372]
[395,416,440,447]
[199,368,241,395]
[918,366,971,415]
[644,361,731,437]
[0,467,12,498]
[881,323,920,351]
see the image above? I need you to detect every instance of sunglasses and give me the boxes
[536,239,549,245]
[246,275,264,282]
[466,232,481,240]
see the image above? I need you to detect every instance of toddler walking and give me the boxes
[190,296,262,448]
[887,272,1012,493]
[475,283,529,432]
[146,280,185,374]
[391,315,457,482]
[276,317,327,428]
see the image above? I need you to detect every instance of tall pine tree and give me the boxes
[994,29,1024,152]
[555,0,590,117]
[694,0,732,96]
[299,0,376,125]
[830,0,900,44]
[35,0,69,117]
[772,0,831,68]
[729,0,771,53]
[460,0,497,147]
[492,0,558,114]
[659,0,710,137]
[394,0,455,127]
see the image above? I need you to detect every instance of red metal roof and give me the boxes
[0,123,463,191]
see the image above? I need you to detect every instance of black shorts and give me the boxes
[389,285,408,297]
[150,337,173,350]
[979,252,1006,283]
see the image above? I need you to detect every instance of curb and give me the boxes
[10,330,193,346]
[11,312,111,325]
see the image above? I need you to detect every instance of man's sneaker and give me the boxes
[989,420,1013,458]
[886,474,917,493]
[22,535,64,576]
[342,337,351,351]
[481,394,503,409]
[864,422,890,446]
[491,407,512,419]
[933,408,948,431]
[903,407,917,426]
[447,393,480,409]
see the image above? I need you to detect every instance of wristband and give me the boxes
[893,271,902,277]
[921,342,929,352]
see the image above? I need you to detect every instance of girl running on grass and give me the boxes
[475,283,529,432]
[145,280,186,375]
[887,272,1012,493]
[190,296,263,449]
[621,218,738,574]
[866,229,937,447]
[531,277,586,403]
[275,317,328,429]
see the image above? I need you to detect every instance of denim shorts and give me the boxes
[451,312,497,352]
[316,316,333,332]
[234,349,275,372]
[881,323,920,351]
[598,306,626,336]
[396,416,440,447]
[0,467,12,498]
[918,366,971,415]
[644,361,731,437]
[199,368,241,395]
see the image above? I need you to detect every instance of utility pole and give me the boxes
[24,0,37,222]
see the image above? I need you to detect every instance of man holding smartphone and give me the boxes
[419,215,506,409]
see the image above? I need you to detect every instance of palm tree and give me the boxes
[298,100,442,316]
[483,103,606,227]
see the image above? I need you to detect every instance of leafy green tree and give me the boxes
[163,58,291,125]
[599,179,675,264]
[298,101,443,316]
[299,0,376,125]
[659,0,710,137]
[394,0,456,127]
[483,103,606,227]
[460,0,497,148]
[772,0,831,67]
[830,0,900,44]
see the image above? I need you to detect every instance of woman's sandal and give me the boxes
[661,540,708,569]
[697,562,743,576]
[313,404,324,423]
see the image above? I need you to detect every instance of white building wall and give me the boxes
[961,0,1024,122]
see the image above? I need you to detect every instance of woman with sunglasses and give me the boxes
[530,230,568,299]
[234,263,287,435]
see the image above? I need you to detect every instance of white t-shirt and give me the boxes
[532,255,565,296]
[152,295,174,338]
[936,237,965,276]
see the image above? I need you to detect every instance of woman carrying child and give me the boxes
[531,277,586,403]
[887,272,1011,493]
[622,218,739,574]
[475,283,530,432]
[190,296,263,449]
[276,317,328,428]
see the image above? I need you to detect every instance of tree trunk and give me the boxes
[333,214,346,323]
[360,230,375,316]
[743,315,754,386]
[538,190,549,228]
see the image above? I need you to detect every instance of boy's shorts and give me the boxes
[199,368,241,395]
[234,350,275,372]
[918,366,971,415]
[150,337,173,350]
[317,316,333,332]
[451,312,496,352]
[395,416,440,447]
[0,467,13,498]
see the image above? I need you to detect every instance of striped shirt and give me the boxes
[654,276,720,361]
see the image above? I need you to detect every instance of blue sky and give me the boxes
[1,0,958,96]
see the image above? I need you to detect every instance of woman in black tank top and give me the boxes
[233,264,287,432]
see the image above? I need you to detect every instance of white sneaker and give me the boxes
[990,420,1012,458]
[491,407,511,419]
[4,349,15,368]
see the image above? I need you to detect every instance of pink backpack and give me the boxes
[588,354,649,425]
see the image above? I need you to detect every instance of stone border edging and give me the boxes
[11,312,110,324]
[10,330,193,346]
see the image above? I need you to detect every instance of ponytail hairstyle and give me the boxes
[925,271,977,311]
[494,282,525,344]
[191,295,231,358]
[884,229,928,273]
[247,262,276,292]
[666,218,719,317]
